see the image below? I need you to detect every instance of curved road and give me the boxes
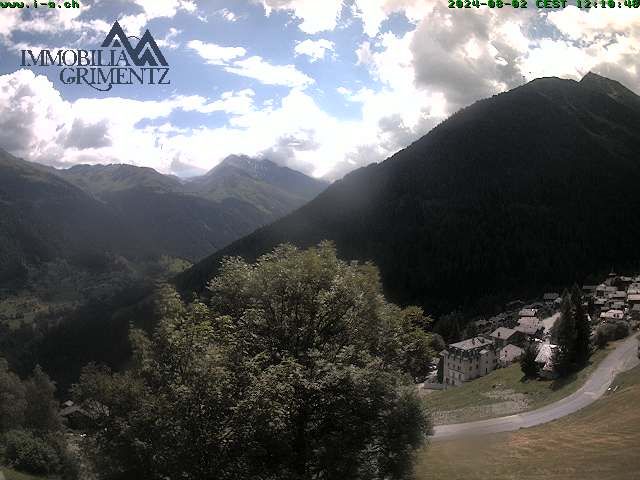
[433,335,640,441]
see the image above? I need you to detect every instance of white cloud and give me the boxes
[187,40,247,65]
[294,39,335,62]
[157,28,182,49]
[225,56,314,88]
[352,0,436,37]
[119,0,197,36]
[0,70,259,171]
[0,68,437,180]
[129,0,196,19]
[257,0,344,33]
[547,6,640,42]
[218,8,238,22]
[188,40,314,89]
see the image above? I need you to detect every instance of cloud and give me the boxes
[189,40,314,88]
[294,39,335,62]
[0,70,260,171]
[0,69,418,180]
[217,8,239,22]
[157,27,182,49]
[256,0,344,33]
[129,0,196,19]
[65,119,112,149]
[187,40,247,65]
[119,0,197,36]
[226,56,315,89]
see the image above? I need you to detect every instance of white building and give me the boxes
[441,337,497,387]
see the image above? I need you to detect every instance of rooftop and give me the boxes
[499,344,524,363]
[535,343,558,370]
[449,336,494,351]
[490,327,517,340]
[515,324,542,335]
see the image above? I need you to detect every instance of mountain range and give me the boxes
[0,152,327,285]
[176,73,640,314]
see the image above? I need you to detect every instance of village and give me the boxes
[437,272,640,388]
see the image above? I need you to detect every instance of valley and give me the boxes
[2,73,640,480]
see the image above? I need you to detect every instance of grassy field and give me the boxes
[425,344,614,424]
[0,468,46,480]
[416,364,640,480]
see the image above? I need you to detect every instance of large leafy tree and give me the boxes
[74,242,434,480]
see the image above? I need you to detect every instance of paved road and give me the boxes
[433,335,640,441]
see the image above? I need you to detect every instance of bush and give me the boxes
[1,430,60,475]
[595,321,630,349]
[0,430,79,479]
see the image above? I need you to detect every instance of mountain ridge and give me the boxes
[176,73,640,314]
[0,152,327,284]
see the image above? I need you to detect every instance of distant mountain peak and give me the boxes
[579,71,639,103]
[216,154,277,173]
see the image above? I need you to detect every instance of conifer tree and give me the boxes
[520,342,539,378]
[554,292,577,376]
[571,285,591,366]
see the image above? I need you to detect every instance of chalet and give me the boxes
[596,285,618,299]
[594,298,607,309]
[627,283,640,295]
[60,400,91,430]
[600,309,624,322]
[628,294,640,306]
[489,327,523,348]
[611,290,627,301]
[535,343,558,379]
[515,317,544,338]
[543,293,560,303]
[519,308,538,318]
[605,300,626,312]
[441,337,497,387]
[582,285,598,296]
[499,344,524,367]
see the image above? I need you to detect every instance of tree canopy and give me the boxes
[74,242,434,480]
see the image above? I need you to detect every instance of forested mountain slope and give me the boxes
[177,73,640,314]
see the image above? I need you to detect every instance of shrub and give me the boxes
[1,430,60,475]
[0,430,79,479]
[595,321,630,349]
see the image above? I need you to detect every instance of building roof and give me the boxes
[535,343,558,371]
[448,336,494,351]
[543,293,560,301]
[600,309,624,320]
[519,308,538,317]
[608,300,626,309]
[490,327,517,340]
[60,405,88,418]
[515,324,542,336]
[499,344,524,363]
[628,294,640,302]
[518,317,542,329]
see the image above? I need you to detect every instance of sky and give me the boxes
[0,0,638,179]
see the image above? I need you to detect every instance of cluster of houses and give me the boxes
[441,302,558,387]
[585,273,640,326]
[440,273,640,388]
